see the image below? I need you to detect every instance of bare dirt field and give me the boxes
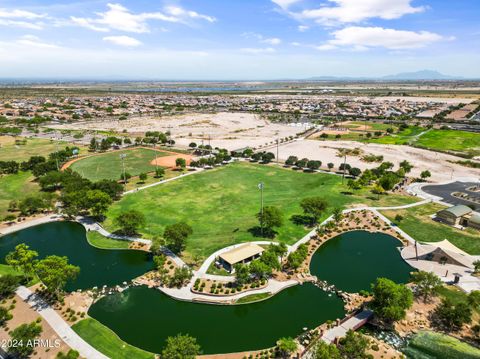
[150,152,192,167]
[50,112,302,151]
[276,139,480,183]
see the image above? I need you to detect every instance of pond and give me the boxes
[310,230,413,293]
[0,221,154,291]
[88,283,345,354]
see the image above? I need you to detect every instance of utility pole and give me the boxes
[153,143,159,172]
[54,131,59,171]
[258,182,264,237]
[120,153,127,189]
[276,137,279,165]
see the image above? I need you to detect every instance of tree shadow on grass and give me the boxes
[290,214,315,227]
[248,226,277,239]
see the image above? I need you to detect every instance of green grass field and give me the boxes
[315,126,425,145]
[69,148,169,182]
[0,136,87,162]
[86,231,130,249]
[0,171,39,218]
[72,318,155,359]
[104,162,417,260]
[415,129,480,157]
[342,121,394,131]
[369,126,425,145]
[403,331,480,359]
[381,203,480,255]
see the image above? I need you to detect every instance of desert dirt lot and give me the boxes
[276,139,480,183]
[50,112,303,150]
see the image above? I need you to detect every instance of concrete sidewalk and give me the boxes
[16,286,108,359]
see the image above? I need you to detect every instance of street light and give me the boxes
[120,153,127,189]
[258,182,264,237]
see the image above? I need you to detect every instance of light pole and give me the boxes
[342,154,347,184]
[258,182,264,237]
[54,131,59,171]
[153,143,159,172]
[120,153,127,189]
[276,137,279,165]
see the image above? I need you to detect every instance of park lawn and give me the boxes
[343,121,394,131]
[72,318,155,359]
[124,168,180,191]
[235,292,272,304]
[368,126,425,145]
[69,148,170,182]
[403,331,480,359]
[415,129,480,157]
[0,136,87,162]
[104,162,417,260]
[0,171,39,218]
[381,203,480,255]
[0,264,22,276]
[86,231,130,249]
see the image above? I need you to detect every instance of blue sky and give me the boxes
[0,0,479,79]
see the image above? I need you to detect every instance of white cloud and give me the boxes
[243,32,282,46]
[0,9,45,19]
[298,25,309,32]
[16,35,59,49]
[0,19,44,30]
[71,3,215,33]
[164,6,216,23]
[241,47,276,54]
[298,0,425,25]
[0,8,46,29]
[261,37,282,45]
[271,0,302,10]
[103,35,142,47]
[315,44,338,51]
[323,26,445,50]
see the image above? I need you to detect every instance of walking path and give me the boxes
[123,168,204,195]
[15,286,108,359]
[321,310,374,343]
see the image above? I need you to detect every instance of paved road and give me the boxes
[422,181,480,210]
[16,286,108,359]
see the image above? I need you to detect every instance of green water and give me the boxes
[88,283,345,354]
[310,230,412,293]
[0,222,154,291]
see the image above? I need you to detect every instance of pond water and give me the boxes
[88,283,345,354]
[0,221,154,291]
[310,230,413,293]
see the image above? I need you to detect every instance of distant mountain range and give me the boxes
[307,70,466,81]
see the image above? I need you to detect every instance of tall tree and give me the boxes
[8,321,42,358]
[313,340,341,359]
[300,197,328,225]
[276,337,298,358]
[411,271,442,303]
[371,278,413,324]
[164,222,193,254]
[35,255,80,296]
[114,210,146,235]
[162,334,201,359]
[338,330,370,359]
[5,243,38,281]
[257,205,283,236]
